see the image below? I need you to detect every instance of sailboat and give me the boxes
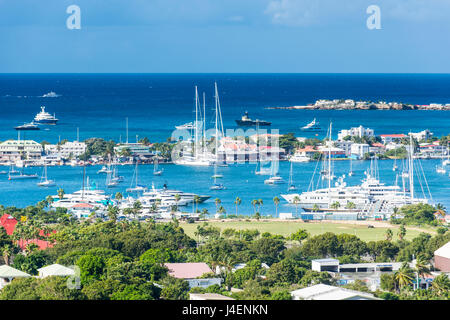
[37,164,56,187]
[111,165,124,182]
[301,118,321,131]
[392,149,398,171]
[321,123,336,181]
[436,147,447,174]
[126,161,147,193]
[8,166,38,180]
[348,157,354,176]
[443,143,450,166]
[287,161,297,191]
[210,83,226,190]
[264,161,286,185]
[153,159,163,176]
[106,169,118,188]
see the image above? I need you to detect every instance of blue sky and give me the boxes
[0,0,449,73]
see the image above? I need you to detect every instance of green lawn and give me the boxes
[180,219,433,242]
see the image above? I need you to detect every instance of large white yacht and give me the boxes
[34,106,58,124]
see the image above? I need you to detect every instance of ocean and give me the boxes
[0,74,449,214]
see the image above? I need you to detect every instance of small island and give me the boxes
[267,99,450,110]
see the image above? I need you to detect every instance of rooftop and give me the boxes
[164,263,213,279]
[0,265,31,278]
[290,284,380,300]
[189,293,235,301]
[435,241,450,259]
[38,264,75,277]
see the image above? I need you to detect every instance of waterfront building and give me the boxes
[294,145,319,158]
[44,141,87,159]
[369,142,386,154]
[114,142,152,157]
[334,141,353,157]
[434,241,450,272]
[409,129,433,142]
[337,125,375,141]
[380,134,407,144]
[0,139,43,161]
[318,146,346,159]
[350,143,370,159]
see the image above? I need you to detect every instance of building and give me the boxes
[45,141,86,159]
[434,241,450,272]
[164,262,221,289]
[409,129,433,142]
[337,125,374,141]
[0,214,18,235]
[0,140,43,161]
[290,284,380,300]
[37,264,75,278]
[294,146,319,159]
[0,265,31,289]
[189,293,235,300]
[311,259,403,273]
[350,143,370,159]
[380,134,407,145]
[114,143,153,157]
[369,142,386,154]
[318,146,346,159]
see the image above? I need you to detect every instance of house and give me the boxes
[44,141,87,159]
[318,146,346,159]
[70,203,95,219]
[295,146,318,159]
[409,129,433,142]
[164,262,221,289]
[337,125,374,141]
[37,264,75,278]
[350,143,370,159]
[0,265,31,289]
[369,142,385,154]
[189,293,235,300]
[334,141,353,157]
[434,241,450,272]
[290,284,381,300]
[380,134,407,145]
[0,140,43,162]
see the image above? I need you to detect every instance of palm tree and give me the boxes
[174,194,181,212]
[45,195,54,207]
[345,201,356,209]
[214,198,221,214]
[434,203,446,218]
[293,196,300,216]
[107,205,119,223]
[385,229,393,241]
[257,199,263,216]
[431,273,450,295]
[330,201,341,210]
[194,195,201,213]
[251,199,258,215]
[414,255,431,290]
[2,245,13,265]
[394,262,414,291]
[132,200,142,220]
[57,188,65,200]
[398,224,406,240]
[312,204,320,213]
[115,192,123,201]
[234,197,241,216]
[273,196,280,218]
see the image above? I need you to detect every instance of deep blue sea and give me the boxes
[0,74,449,213]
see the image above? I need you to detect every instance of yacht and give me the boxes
[37,165,55,187]
[264,176,286,185]
[289,154,310,163]
[15,122,40,131]
[235,111,271,127]
[97,165,112,174]
[153,160,163,176]
[175,122,196,130]
[210,183,226,190]
[33,106,58,124]
[51,188,113,209]
[301,118,322,131]
[126,161,148,193]
[8,167,38,180]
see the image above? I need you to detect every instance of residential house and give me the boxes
[189,293,235,300]
[290,284,381,300]
[0,265,31,289]
[37,264,75,278]
[380,134,407,145]
[164,262,221,289]
[434,241,450,272]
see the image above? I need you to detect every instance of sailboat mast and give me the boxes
[194,86,199,159]
[409,134,414,201]
[203,92,206,158]
[328,122,332,191]
[215,83,219,162]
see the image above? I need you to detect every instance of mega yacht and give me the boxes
[15,122,40,131]
[51,188,113,209]
[235,111,271,127]
[34,106,58,125]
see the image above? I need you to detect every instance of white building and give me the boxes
[338,125,374,141]
[0,265,31,289]
[380,134,407,145]
[0,140,43,161]
[409,130,433,142]
[37,264,76,278]
[290,284,380,300]
[334,141,353,157]
[350,143,370,159]
[45,141,86,159]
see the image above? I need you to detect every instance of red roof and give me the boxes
[380,134,407,138]
[17,238,53,250]
[0,214,18,236]
[297,146,317,152]
[164,263,213,279]
[371,142,385,148]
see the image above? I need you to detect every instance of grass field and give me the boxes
[180,219,435,242]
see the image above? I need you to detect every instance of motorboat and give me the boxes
[33,106,58,124]
[235,111,271,127]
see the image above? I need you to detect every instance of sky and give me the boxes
[0,0,449,73]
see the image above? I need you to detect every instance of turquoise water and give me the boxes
[0,74,449,212]
[1,159,448,214]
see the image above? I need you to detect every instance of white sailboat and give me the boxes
[8,166,38,180]
[37,164,55,187]
[210,83,225,190]
[348,157,354,176]
[264,161,286,185]
[287,161,297,191]
[153,159,163,176]
[436,147,447,174]
[443,142,450,166]
[126,161,147,193]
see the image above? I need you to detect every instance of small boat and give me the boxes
[289,154,310,162]
[0,170,7,175]
[210,183,226,190]
[97,165,111,174]
[436,166,446,174]
[37,165,55,187]
[287,161,297,191]
[348,158,354,176]
[127,161,147,193]
[8,168,38,180]
[153,160,163,176]
[235,111,271,127]
[264,176,286,185]
[15,122,40,131]
[175,122,196,130]
[301,118,322,131]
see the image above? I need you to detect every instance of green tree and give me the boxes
[234,197,241,216]
[273,196,280,218]
[160,277,190,300]
[77,254,106,285]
